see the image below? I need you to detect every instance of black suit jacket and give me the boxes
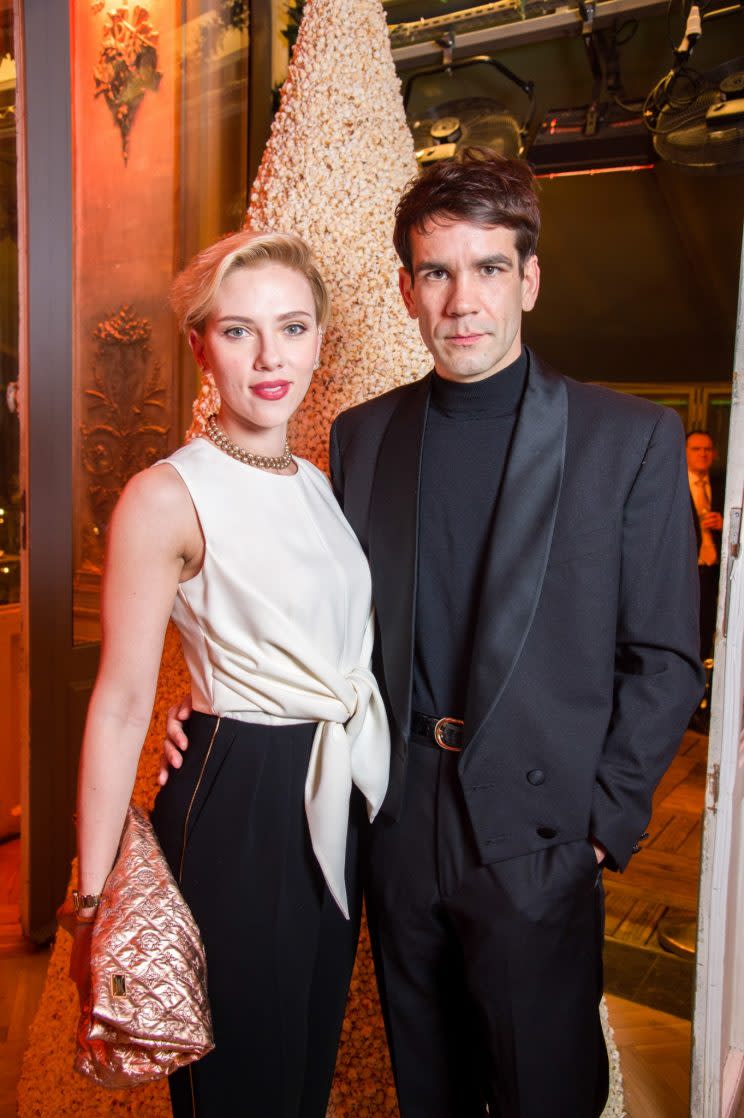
[330,350,704,871]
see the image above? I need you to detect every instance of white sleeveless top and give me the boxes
[155,437,390,917]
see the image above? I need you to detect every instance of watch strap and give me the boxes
[72,889,102,914]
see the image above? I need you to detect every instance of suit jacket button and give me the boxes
[527,769,545,786]
[537,825,557,839]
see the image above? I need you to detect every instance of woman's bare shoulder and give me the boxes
[111,461,199,550]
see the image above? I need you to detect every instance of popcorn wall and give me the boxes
[189,0,431,466]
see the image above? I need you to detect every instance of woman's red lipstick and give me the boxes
[251,381,291,400]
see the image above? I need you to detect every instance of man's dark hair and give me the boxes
[686,429,714,443]
[393,148,541,277]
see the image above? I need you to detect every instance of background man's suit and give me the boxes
[330,350,703,1118]
[690,470,725,659]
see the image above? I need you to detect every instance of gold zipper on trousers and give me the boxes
[177,715,221,1118]
[178,716,221,885]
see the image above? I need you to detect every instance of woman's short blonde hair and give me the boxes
[170,229,331,335]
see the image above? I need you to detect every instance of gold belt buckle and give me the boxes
[433,716,464,752]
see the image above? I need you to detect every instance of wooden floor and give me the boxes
[604,730,707,949]
[607,993,692,1117]
[608,993,744,1118]
[0,837,50,1118]
[0,732,740,1118]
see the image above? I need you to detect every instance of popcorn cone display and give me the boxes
[189,0,430,465]
[20,1,623,1114]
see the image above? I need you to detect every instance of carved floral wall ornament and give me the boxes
[91,3,162,164]
[81,305,169,569]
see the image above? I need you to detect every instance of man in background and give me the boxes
[686,429,724,659]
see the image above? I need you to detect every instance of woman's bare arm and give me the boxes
[76,465,201,896]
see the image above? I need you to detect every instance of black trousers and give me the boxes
[698,564,720,660]
[151,712,362,1118]
[365,741,609,1118]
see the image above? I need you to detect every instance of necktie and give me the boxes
[693,476,717,566]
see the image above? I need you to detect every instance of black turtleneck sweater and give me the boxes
[411,348,529,725]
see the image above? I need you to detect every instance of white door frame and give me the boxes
[692,225,744,1118]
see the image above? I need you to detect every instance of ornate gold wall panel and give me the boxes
[72,1,180,644]
[71,2,250,643]
[80,305,168,571]
[91,3,163,164]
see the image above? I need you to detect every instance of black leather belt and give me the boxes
[410,711,465,752]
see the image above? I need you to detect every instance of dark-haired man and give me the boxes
[164,151,703,1117]
[328,151,703,1117]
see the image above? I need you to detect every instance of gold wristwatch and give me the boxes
[72,890,102,915]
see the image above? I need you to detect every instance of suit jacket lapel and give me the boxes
[464,352,568,755]
[369,374,431,742]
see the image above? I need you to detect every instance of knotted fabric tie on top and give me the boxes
[156,443,391,919]
[305,665,390,918]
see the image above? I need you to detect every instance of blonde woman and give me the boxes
[71,231,390,1118]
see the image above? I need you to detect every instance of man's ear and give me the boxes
[521,255,540,313]
[189,329,206,369]
[399,267,418,319]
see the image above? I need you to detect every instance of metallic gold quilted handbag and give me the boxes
[74,803,214,1087]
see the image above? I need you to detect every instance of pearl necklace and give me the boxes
[205,414,293,472]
